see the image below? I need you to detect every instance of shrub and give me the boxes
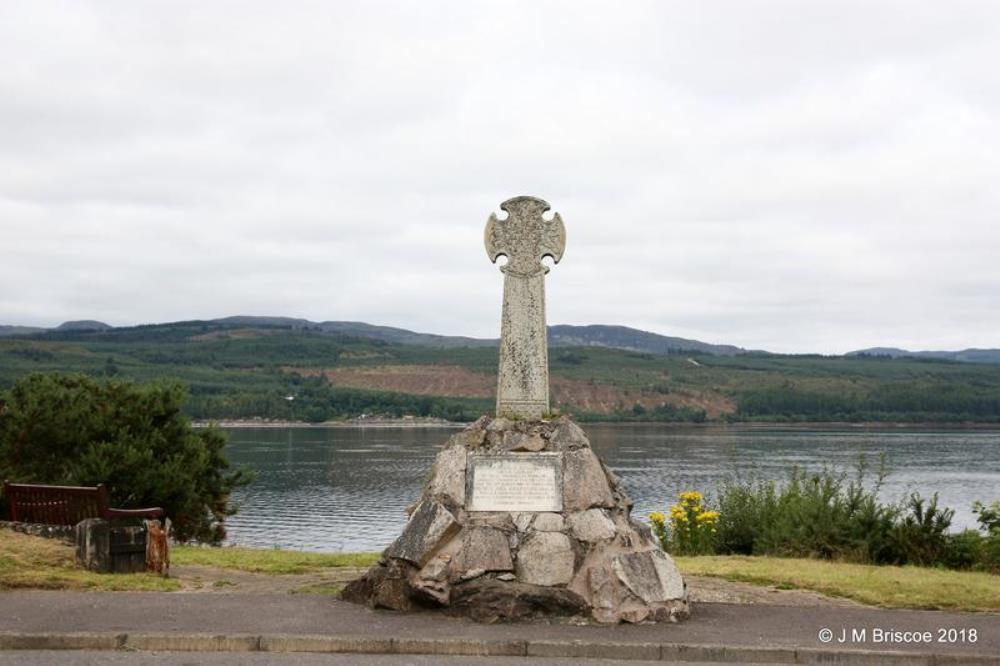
[979,535,1000,574]
[974,500,1000,574]
[974,501,1000,534]
[0,373,252,543]
[649,491,718,555]
[887,493,953,566]
[943,530,983,570]
[713,457,899,563]
[714,478,778,555]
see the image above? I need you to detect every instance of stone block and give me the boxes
[384,500,459,566]
[612,550,685,603]
[465,511,515,530]
[503,432,547,452]
[75,518,111,572]
[450,579,587,623]
[426,444,467,507]
[412,556,451,604]
[511,512,534,532]
[516,532,574,586]
[371,559,418,611]
[454,527,513,577]
[531,512,564,532]
[562,448,615,511]
[486,417,512,432]
[548,418,589,450]
[568,509,616,542]
[587,564,617,611]
[447,427,487,451]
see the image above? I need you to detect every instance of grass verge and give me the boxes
[171,545,378,574]
[6,527,997,611]
[0,529,179,592]
[674,555,1000,612]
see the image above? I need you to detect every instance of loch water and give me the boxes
[221,424,1000,552]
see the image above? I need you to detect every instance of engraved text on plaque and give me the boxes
[466,453,563,512]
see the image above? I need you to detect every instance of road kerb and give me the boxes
[124,633,260,652]
[0,632,124,651]
[662,642,798,663]
[0,631,997,664]
[259,634,392,653]
[796,646,937,665]
[391,637,526,656]
[527,640,661,660]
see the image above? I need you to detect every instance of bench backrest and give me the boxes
[2,481,110,525]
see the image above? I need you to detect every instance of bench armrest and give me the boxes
[105,507,165,519]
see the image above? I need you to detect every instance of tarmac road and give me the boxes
[1,591,996,663]
[0,653,790,665]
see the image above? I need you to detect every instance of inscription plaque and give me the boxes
[466,453,563,512]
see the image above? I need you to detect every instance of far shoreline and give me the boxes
[194,418,1000,430]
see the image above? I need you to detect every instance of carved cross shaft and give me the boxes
[485,196,566,419]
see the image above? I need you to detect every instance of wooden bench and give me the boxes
[3,481,166,574]
[3,481,164,524]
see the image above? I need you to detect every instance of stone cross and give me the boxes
[485,196,566,419]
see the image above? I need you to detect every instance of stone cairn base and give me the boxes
[342,416,689,624]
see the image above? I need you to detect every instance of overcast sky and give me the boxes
[1,2,998,354]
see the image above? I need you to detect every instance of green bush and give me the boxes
[657,457,998,574]
[979,536,1000,574]
[714,457,899,563]
[942,530,984,570]
[714,478,779,555]
[973,501,1000,573]
[0,373,252,543]
[887,493,953,566]
[974,501,1000,534]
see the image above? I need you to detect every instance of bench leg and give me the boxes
[74,518,151,573]
[75,518,111,572]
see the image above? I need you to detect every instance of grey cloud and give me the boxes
[1,1,998,353]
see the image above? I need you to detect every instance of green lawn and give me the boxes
[675,555,1000,612]
[4,528,997,611]
[171,545,378,574]
[0,529,179,592]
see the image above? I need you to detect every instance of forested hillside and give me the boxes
[2,320,999,423]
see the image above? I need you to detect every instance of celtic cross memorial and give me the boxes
[485,196,566,419]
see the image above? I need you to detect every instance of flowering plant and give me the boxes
[649,490,718,555]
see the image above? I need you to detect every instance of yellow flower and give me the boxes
[696,511,720,524]
[679,491,702,504]
[648,511,666,523]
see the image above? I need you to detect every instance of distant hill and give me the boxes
[548,324,747,356]
[0,325,47,337]
[848,347,1000,364]
[216,319,751,355]
[0,321,110,337]
[4,316,1000,423]
[2,315,996,363]
[54,320,112,332]
[211,316,495,347]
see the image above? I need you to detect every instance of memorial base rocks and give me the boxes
[342,416,689,624]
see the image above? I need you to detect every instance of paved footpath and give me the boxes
[1,591,997,664]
